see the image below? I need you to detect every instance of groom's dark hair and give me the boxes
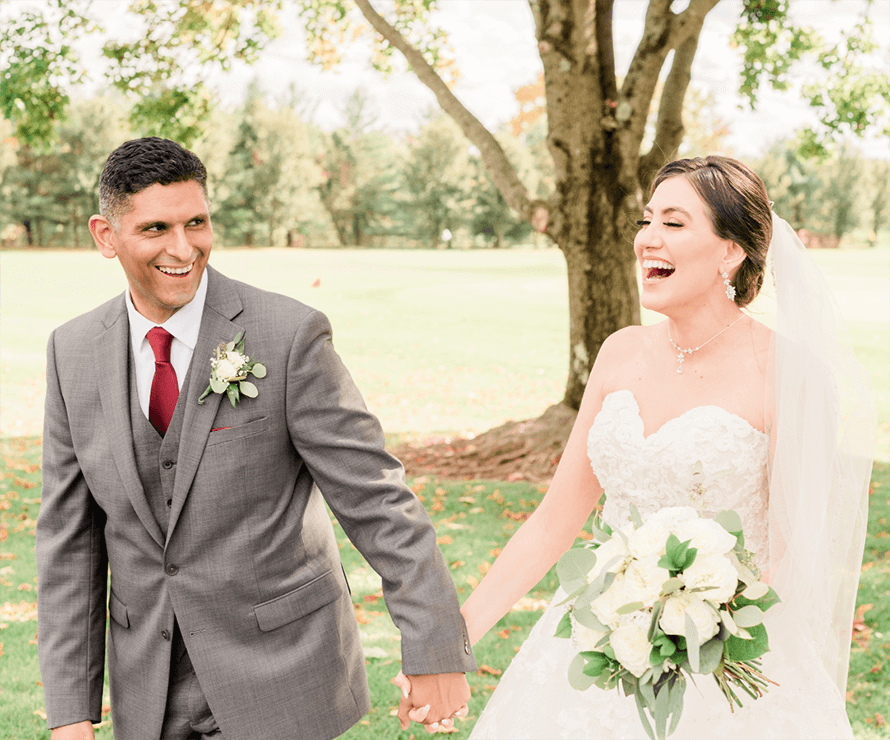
[98,137,208,229]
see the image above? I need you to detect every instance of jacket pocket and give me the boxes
[253,569,345,632]
[108,590,129,628]
[206,416,270,447]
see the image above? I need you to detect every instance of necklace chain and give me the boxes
[668,315,745,374]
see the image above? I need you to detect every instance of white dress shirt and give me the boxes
[126,270,208,420]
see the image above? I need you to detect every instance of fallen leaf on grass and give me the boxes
[497,629,510,639]
[436,535,454,545]
[459,497,476,504]
[506,473,524,482]
[0,527,7,542]
[852,603,873,648]
[876,713,886,727]
[466,576,479,589]
[449,561,465,570]
[0,553,15,560]
[0,600,37,622]
[18,583,33,592]
[477,665,503,676]
[510,597,549,612]
[34,709,46,720]
[500,510,531,522]
[478,562,491,575]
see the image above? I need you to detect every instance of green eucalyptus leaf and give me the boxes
[648,598,666,642]
[226,340,236,352]
[668,678,686,735]
[555,610,573,639]
[684,614,700,673]
[573,606,610,633]
[629,503,644,528]
[568,652,597,691]
[715,509,743,534]
[732,604,765,628]
[226,384,239,408]
[734,585,781,612]
[250,362,267,378]
[635,693,657,740]
[725,623,770,662]
[582,651,611,677]
[698,637,724,674]
[239,380,258,398]
[231,331,243,346]
[210,377,228,394]
[661,577,684,595]
[741,581,769,600]
[654,679,671,740]
[556,547,598,594]
[617,601,646,615]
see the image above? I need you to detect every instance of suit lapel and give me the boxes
[167,267,244,540]
[94,297,166,547]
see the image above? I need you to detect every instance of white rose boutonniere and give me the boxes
[198,331,267,408]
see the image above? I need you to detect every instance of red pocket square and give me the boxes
[211,427,232,432]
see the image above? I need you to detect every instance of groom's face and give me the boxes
[92,180,212,324]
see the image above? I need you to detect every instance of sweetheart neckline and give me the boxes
[603,389,768,441]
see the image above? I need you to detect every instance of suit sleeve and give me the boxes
[36,329,108,728]
[284,309,476,676]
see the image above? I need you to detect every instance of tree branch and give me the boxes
[638,31,701,190]
[353,0,538,226]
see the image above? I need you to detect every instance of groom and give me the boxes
[36,137,474,740]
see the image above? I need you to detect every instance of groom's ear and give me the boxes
[89,215,118,259]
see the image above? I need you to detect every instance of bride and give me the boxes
[433,156,874,738]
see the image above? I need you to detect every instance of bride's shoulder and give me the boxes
[600,323,661,359]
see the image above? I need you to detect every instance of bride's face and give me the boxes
[634,176,736,314]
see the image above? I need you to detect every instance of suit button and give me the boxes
[161,629,171,641]
[162,460,174,469]
[165,563,179,575]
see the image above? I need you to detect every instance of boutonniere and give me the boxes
[198,331,267,408]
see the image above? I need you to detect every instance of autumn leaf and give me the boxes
[477,665,503,676]
[497,629,510,639]
[436,535,454,545]
[449,560,465,569]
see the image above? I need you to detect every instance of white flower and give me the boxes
[587,536,630,582]
[673,518,737,557]
[214,357,244,382]
[659,592,720,642]
[571,615,608,653]
[680,554,739,604]
[610,622,652,678]
[628,520,670,559]
[647,506,699,533]
[624,556,671,608]
[590,572,628,629]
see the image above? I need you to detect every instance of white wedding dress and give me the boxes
[469,390,854,740]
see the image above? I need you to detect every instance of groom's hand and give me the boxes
[50,721,95,740]
[395,672,470,732]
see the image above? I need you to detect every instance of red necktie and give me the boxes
[147,327,179,435]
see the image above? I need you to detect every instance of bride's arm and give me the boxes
[461,375,608,646]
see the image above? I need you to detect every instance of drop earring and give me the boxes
[723,271,736,302]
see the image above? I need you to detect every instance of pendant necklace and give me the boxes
[668,315,745,374]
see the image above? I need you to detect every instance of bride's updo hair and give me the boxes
[652,156,772,308]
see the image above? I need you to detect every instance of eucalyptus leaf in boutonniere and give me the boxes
[198,331,267,408]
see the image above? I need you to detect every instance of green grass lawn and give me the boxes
[1,247,888,738]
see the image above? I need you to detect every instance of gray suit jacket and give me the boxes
[37,266,475,740]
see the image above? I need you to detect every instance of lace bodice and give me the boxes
[588,390,770,568]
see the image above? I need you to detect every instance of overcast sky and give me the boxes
[11,0,890,159]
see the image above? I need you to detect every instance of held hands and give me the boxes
[394,671,470,733]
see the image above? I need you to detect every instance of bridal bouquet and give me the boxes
[554,503,780,740]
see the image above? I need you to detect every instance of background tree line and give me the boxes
[1,84,886,250]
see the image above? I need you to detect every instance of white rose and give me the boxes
[214,357,244,382]
[647,506,699,533]
[673,518,737,557]
[610,623,652,678]
[680,554,739,604]
[628,521,670,559]
[590,572,628,629]
[587,536,630,582]
[659,592,720,642]
[624,556,671,608]
[571,615,608,653]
